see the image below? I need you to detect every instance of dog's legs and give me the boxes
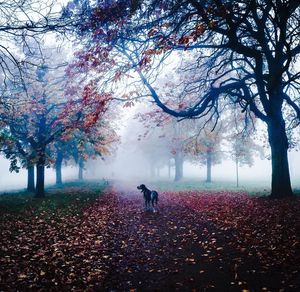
[149,201,153,211]
[145,200,150,211]
[152,197,158,212]
[152,198,158,212]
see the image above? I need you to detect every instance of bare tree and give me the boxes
[0,0,75,92]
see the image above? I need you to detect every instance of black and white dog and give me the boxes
[137,184,158,211]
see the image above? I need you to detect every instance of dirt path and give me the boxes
[1,185,299,291]
[102,187,222,291]
[97,186,300,291]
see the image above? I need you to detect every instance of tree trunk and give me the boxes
[236,157,239,188]
[35,100,46,198]
[267,118,293,198]
[150,162,155,178]
[36,161,45,198]
[157,167,160,177]
[206,151,212,183]
[56,161,62,185]
[27,166,35,192]
[55,152,63,185]
[174,151,183,181]
[168,159,171,179]
[78,158,84,180]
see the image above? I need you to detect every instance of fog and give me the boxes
[89,105,300,189]
[0,157,79,192]
[85,145,300,187]
[1,103,300,193]
[2,148,300,193]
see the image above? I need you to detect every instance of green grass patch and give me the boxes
[150,179,296,196]
[152,179,267,192]
[0,180,108,216]
[151,179,300,197]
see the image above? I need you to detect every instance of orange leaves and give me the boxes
[195,23,205,34]
[84,112,100,128]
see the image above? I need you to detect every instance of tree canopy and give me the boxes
[64,0,300,198]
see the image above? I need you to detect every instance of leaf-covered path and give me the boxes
[1,186,300,291]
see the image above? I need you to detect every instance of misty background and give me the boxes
[1,104,300,193]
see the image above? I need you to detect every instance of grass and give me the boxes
[151,178,300,197]
[0,180,107,216]
[1,179,299,217]
[151,179,269,193]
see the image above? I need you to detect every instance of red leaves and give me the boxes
[178,35,192,45]
[60,81,112,130]
[147,28,158,37]
[138,56,152,68]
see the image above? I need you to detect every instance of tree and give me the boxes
[0,0,74,91]
[136,104,190,182]
[0,49,112,197]
[185,120,224,183]
[0,126,36,191]
[137,131,172,179]
[54,120,119,183]
[230,132,263,188]
[0,1,79,191]
[0,62,67,196]
[66,0,300,198]
[227,107,264,187]
[53,142,64,185]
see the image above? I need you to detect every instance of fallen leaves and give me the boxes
[0,187,300,291]
[18,274,27,279]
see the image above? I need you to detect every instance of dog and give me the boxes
[137,184,158,211]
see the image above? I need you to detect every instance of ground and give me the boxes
[0,182,299,291]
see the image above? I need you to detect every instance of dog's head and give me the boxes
[137,184,146,191]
